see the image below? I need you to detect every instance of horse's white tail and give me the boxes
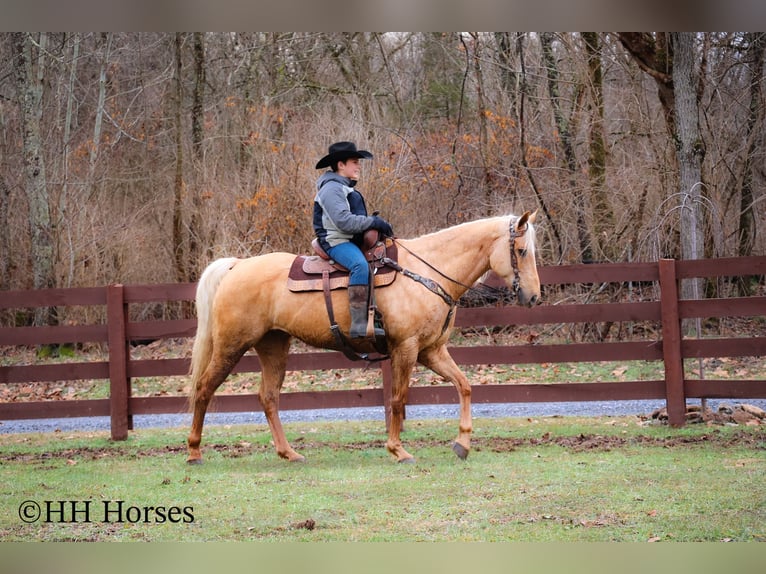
[189,257,239,406]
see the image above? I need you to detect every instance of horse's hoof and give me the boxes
[452,442,469,460]
[186,458,203,465]
[397,456,416,464]
[289,456,306,463]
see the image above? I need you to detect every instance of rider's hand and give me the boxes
[370,216,394,237]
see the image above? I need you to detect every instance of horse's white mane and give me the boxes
[414,214,536,252]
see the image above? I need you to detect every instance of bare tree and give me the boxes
[617,33,676,135]
[618,32,708,275]
[516,33,564,262]
[188,31,206,281]
[582,33,614,260]
[739,33,765,259]
[172,33,185,284]
[541,33,592,262]
[0,176,9,291]
[12,32,56,327]
[88,33,112,188]
[59,33,80,288]
[736,32,765,295]
[672,33,705,302]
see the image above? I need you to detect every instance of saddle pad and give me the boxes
[287,255,397,292]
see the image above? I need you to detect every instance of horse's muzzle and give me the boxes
[518,292,539,307]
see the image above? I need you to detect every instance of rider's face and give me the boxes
[337,158,361,180]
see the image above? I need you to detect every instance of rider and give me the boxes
[313,141,394,339]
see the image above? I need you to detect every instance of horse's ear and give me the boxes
[516,211,531,230]
[528,209,538,224]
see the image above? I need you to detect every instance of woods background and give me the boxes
[1,32,764,326]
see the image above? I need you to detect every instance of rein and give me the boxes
[385,216,526,306]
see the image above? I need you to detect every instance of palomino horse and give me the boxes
[187,211,540,464]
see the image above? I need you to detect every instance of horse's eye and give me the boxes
[517,248,527,258]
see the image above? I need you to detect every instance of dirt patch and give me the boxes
[478,428,765,453]
[648,403,766,426]
[2,426,764,465]
[0,441,268,465]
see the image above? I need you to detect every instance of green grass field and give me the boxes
[2,416,764,542]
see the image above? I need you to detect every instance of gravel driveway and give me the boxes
[3,398,764,434]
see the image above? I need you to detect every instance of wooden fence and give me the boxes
[1,257,764,440]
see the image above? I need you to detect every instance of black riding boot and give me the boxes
[348,285,384,339]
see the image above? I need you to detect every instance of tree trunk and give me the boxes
[738,36,764,252]
[172,33,185,285]
[737,33,765,295]
[191,32,205,163]
[671,33,705,302]
[12,32,56,327]
[517,33,564,262]
[617,33,676,136]
[188,32,205,281]
[541,33,591,262]
[0,176,9,291]
[61,33,80,287]
[89,33,112,189]
[582,33,614,260]
[468,33,491,209]
[494,32,518,113]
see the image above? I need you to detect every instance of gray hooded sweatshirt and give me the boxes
[313,171,375,249]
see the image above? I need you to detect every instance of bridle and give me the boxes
[507,219,526,295]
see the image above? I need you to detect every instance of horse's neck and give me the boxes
[402,217,504,298]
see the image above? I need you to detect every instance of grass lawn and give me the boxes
[2,416,764,542]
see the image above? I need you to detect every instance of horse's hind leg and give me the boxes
[418,344,473,460]
[256,331,304,462]
[187,349,245,464]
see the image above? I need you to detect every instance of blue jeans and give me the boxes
[326,242,369,286]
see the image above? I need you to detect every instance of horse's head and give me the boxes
[490,211,541,307]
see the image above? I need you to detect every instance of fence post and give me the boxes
[658,259,686,427]
[107,284,131,440]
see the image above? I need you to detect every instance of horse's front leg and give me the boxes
[386,342,418,463]
[418,345,472,460]
[256,332,305,462]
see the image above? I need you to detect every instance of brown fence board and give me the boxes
[0,287,106,309]
[683,337,766,359]
[483,262,660,288]
[127,319,197,340]
[0,324,108,346]
[684,380,766,398]
[123,283,197,302]
[449,341,663,365]
[455,301,661,327]
[130,388,387,415]
[676,256,766,279]
[129,358,190,378]
[679,296,766,319]
[0,362,110,384]
[126,351,377,379]
[409,381,668,405]
[231,352,377,373]
[0,399,110,419]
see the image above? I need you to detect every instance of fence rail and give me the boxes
[1,257,765,439]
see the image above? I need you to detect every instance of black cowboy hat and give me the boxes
[315,141,373,169]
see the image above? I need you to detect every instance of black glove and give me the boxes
[369,215,393,237]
